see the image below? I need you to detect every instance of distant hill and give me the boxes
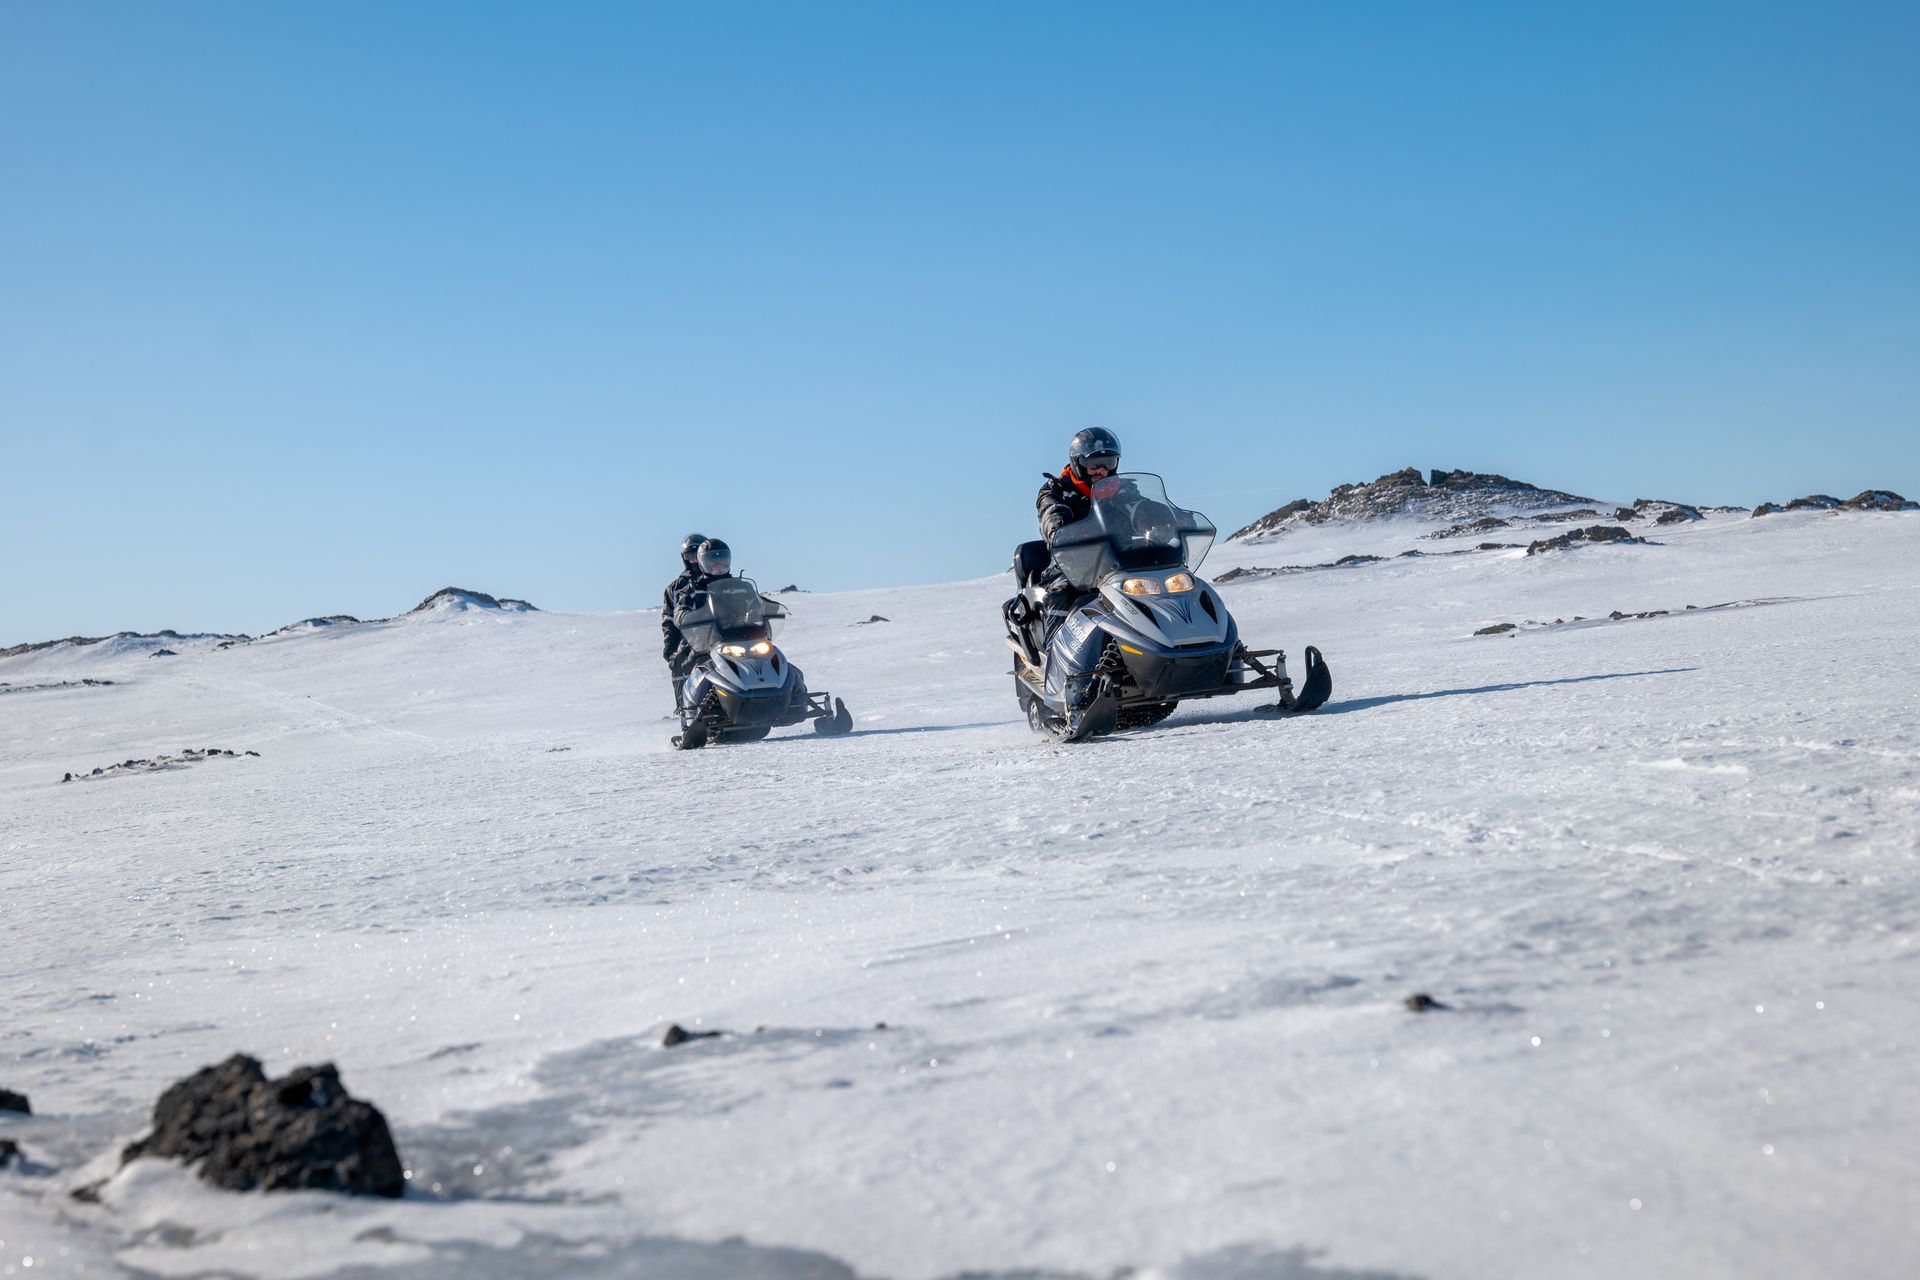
[1229,468,1602,541]
[3,587,538,659]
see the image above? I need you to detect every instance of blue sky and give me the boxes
[4,1,1916,641]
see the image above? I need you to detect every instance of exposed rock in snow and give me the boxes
[0,1088,28,1114]
[266,615,365,636]
[1840,489,1917,511]
[1474,623,1518,636]
[1428,516,1514,540]
[63,747,258,782]
[1524,525,1649,555]
[149,648,177,658]
[1751,490,1913,516]
[0,1139,18,1169]
[1231,468,1600,541]
[855,615,890,625]
[0,678,115,696]
[120,1054,404,1197]
[0,629,247,661]
[1631,498,1704,525]
[407,587,537,615]
[662,1024,725,1047]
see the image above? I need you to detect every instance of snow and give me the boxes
[3,507,1918,1278]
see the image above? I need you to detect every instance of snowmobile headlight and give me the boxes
[1163,572,1195,593]
[1120,577,1163,596]
[719,643,748,657]
[750,641,772,655]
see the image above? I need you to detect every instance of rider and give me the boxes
[662,532,709,700]
[671,538,735,621]
[1029,428,1124,625]
[1037,427,1122,543]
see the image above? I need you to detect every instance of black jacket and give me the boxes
[670,570,735,621]
[661,566,697,664]
[1036,469,1092,543]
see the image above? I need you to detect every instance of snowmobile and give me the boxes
[1003,472,1331,742]
[671,576,853,749]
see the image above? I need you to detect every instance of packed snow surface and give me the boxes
[3,507,1918,1279]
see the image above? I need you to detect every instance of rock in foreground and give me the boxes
[121,1055,403,1197]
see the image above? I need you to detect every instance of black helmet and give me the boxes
[1067,427,1122,482]
[679,532,709,566]
[696,538,732,576]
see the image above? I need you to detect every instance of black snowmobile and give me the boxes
[1003,472,1331,742]
[671,577,852,749]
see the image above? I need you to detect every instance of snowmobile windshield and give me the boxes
[673,576,787,652]
[1047,473,1216,589]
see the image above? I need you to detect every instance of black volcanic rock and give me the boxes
[1429,516,1513,540]
[1231,468,1598,541]
[0,1088,28,1114]
[121,1054,403,1197]
[0,630,248,661]
[266,615,365,636]
[407,587,537,614]
[1525,525,1647,555]
[1839,489,1917,511]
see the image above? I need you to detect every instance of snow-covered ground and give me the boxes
[4,506,1918,1279]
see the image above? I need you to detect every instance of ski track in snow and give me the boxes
[3,509,1918,1279]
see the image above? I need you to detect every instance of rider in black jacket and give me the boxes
[1035,427,1123,543]
[1031,428,1123,622]
[663,532,708,705]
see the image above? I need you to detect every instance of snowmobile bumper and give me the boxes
[1113,642,1236,702]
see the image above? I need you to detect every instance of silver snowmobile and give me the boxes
[671,576,853,749]
[1003,472,1331,742]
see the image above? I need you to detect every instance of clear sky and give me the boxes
[4,1,1916,642]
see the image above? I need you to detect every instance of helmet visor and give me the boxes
[1081,451,1121,474]
[698,549,732,575]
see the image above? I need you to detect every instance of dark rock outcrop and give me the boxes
[1231,468,1598,541]
[1429,516,1513,540]
[1525,525,1647,555]
[1404,993,1450,1013]
[407,587,536,614]
[1474,623,1517,636]
[1750,502,1783,518]
[121,1055,403,1197]
[1,630,246,661]
[1785,494,1842,510]
[662,1024,723,1047]
[1839,489,1917,511]
[0,1138,19,1168]
[855,615,890,625]
[0,1088,28,1114]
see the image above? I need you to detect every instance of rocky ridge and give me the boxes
[4,588,538,659]
[1751,490,1915,517]
[1230,468,1600,541]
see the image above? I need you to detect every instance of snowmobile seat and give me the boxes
[1013,540,1052,586]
